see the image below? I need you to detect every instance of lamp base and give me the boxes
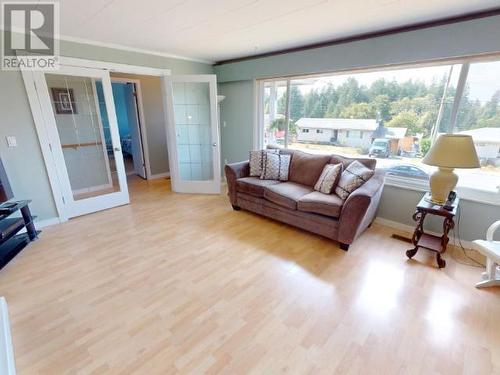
[424,195,448,205]
[428,167,458,205]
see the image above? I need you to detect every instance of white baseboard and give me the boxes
[374,217,475,249]
[16,217,62,235]
[35,217,62,228]
[149,172,170,180]
[0,298,16,375]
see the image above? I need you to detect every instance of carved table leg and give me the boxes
[435,217,454,268]
[406,248,418,259]
[406,210,425,259]
[436,253,446,268]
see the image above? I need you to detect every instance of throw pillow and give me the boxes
[260,152,291,181]
[335,160,374,200]
[249,149,278,177]
[314,163,343,194]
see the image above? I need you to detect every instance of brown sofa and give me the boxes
[225,149,385,250]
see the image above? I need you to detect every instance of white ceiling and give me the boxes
[48,0,500,62]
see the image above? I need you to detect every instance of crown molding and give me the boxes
[1,28,214,64]
[58,35,214,64]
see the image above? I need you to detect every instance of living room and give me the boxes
[0,0,499,373]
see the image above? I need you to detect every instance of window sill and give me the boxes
[383,175,500,207]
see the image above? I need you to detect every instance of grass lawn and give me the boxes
[288,142,362,156]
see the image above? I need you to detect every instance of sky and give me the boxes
[287,60,500,104]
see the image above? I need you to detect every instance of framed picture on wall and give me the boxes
[51,88,77,114]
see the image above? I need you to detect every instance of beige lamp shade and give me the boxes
[423,134,480,168]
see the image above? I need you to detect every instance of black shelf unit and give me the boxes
[0,201,38,270]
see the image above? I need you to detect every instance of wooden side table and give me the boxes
[406,193,458,268]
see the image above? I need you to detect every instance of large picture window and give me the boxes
[257,58,500,201]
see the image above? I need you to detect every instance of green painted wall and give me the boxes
[0,35,213,222]
[0,70,57,221]
[218,81,254,166]
[60,39,213,75]
[378,185,500,241]
[214,16,500,241]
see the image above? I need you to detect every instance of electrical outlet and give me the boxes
[6,136,17,148]
[224,159,228,165]
[223,121,227,128]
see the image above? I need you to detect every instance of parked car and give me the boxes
[369,139,390,158]
[383,164,430,180]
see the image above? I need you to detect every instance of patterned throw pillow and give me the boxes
[249,149,279,177]
[260,152,291,181]
[335,160,374,200]
[314,163,343,194]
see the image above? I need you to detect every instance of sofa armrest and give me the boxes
[224,161,250,205]
[338,169,385,245]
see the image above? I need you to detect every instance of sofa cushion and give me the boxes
[236,177,281,197]
[249,149,278,177]
[264,182,314,210]
[288,150,331,187]
[314,163,343,194]
[298,192,344,218]
[335,160,375,200]
[261,152,291,181]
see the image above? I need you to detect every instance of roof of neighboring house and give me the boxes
[459,127,500,144]
[295,118,378,131]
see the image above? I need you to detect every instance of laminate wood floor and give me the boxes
[1,177,499,374]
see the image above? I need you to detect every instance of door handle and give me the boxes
[212,143,217,147]
[114,147,121,152]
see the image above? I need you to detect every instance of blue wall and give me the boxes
[96,81,133,144]
[112,83,133,139]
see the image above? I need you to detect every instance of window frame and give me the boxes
[254,54,500,206]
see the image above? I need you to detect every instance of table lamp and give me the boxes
[422,134,480,204]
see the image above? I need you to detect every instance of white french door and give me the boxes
[32,66,129,218]
[163,75,221,194]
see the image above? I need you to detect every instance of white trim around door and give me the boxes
[59,57,171,77]
[30,65,129,218]
[21,68,69,221]
[110,77,151,179]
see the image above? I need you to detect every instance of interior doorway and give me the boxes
[96,78,148,179]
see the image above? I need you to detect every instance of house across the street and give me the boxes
[459,127,500,166]
[295,118,378,149]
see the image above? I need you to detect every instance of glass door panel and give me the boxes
[165,75,220,194]
[173,82,214,181]
[45,74,120,201]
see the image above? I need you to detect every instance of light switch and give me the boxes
[6,136,17,148]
